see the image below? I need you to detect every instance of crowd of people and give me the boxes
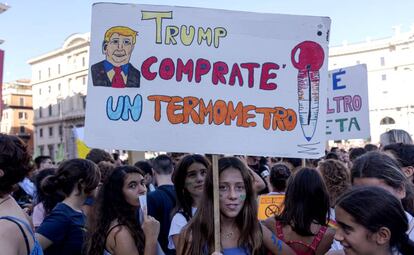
[1,128,414,254]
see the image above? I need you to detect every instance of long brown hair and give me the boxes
[84,166,145,255]
[180,156,263,254]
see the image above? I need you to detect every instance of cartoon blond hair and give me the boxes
[104,26,138,44]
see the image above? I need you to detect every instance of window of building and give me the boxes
[58,64,61,74]
[39,145,44,156]
[48,105,52,116]
[356,60,360,64]
[48,85,51,93]
[38,70,42,80]
[39,88,42,95]
[49,126,53,136]
[48,67,51,78]
[58,83,61,91]
[48,144,54,160]
[380,117,395,125]
[82,95,87,109]
[19,126,25,133]
[24,112,28,119]
[18,112,24,119]
[382,74,387,81]
[380,57,385,66]
[39,107,43,118]
[39,128,43,137]
[19,97,24,106]
[82,76,86,85]
[82,57,86,67]
[3,112,7,119]
[59,125,63,136]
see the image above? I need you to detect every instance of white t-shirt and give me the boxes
[168,207,197,249]
[405,211,414,241]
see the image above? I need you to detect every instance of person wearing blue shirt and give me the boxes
[35,158,100,255]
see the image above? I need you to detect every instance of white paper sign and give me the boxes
[85,3,331,158]
[326,64,370,140]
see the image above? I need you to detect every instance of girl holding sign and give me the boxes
[177,156,294,255]
[84,166,160,255]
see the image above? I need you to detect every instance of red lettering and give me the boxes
[141,56,158,80]
[260,62,279,90]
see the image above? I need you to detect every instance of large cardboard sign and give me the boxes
[326,64,369,140]
[85,3,331,158]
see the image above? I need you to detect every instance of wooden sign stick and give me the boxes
[212,154,221,252]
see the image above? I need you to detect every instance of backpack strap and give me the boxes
[309,226,327,251]
[0,216,30,255]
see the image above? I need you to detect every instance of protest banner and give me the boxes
[85,3,331,159]
[326,64,370,140]
[257,194,285,220]
[85,3,331,251]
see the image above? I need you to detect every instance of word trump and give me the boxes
[147,95,297,131]
[142,11,227,48]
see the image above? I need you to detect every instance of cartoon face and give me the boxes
[122,173,147,207]
[219,167,246,219]
[185,162,207,200]
[334,206,379,255]
[105,33,135,66]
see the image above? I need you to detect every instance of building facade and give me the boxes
[28,33,89,160]
[1,79,34,153]
[329,27,414,144]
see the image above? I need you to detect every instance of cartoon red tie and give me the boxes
[112,66,126,88]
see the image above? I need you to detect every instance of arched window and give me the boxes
[380,117,395,125]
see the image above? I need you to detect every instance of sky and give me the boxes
[1,0,414,82]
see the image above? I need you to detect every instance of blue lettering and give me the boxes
[106,94,143,121]
[106,96,125,120]
[122,94,143,121]
[333,69,346,90]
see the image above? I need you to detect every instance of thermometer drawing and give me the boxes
[291,41,324,141]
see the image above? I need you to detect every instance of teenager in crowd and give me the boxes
[318,159,351,210]
[264,168,335,255]
[0,134,43,255]
[268,163,291,194]
[134,160,156,192]
[168,154,211,251]
[178,156,295,255]
[380,129,413,147]
[351,151,414,240]
[32,168,59,229]
[147,154,176,255]
[35,158,100,255]
[335,186,414,255]
[383,143,414,184]
[84,166,160,255]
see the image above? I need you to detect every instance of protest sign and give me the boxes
[85,3,331,158]
[326,64,370,140]
[257,194,285,220]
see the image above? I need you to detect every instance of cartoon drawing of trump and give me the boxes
[91,26,140,88]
